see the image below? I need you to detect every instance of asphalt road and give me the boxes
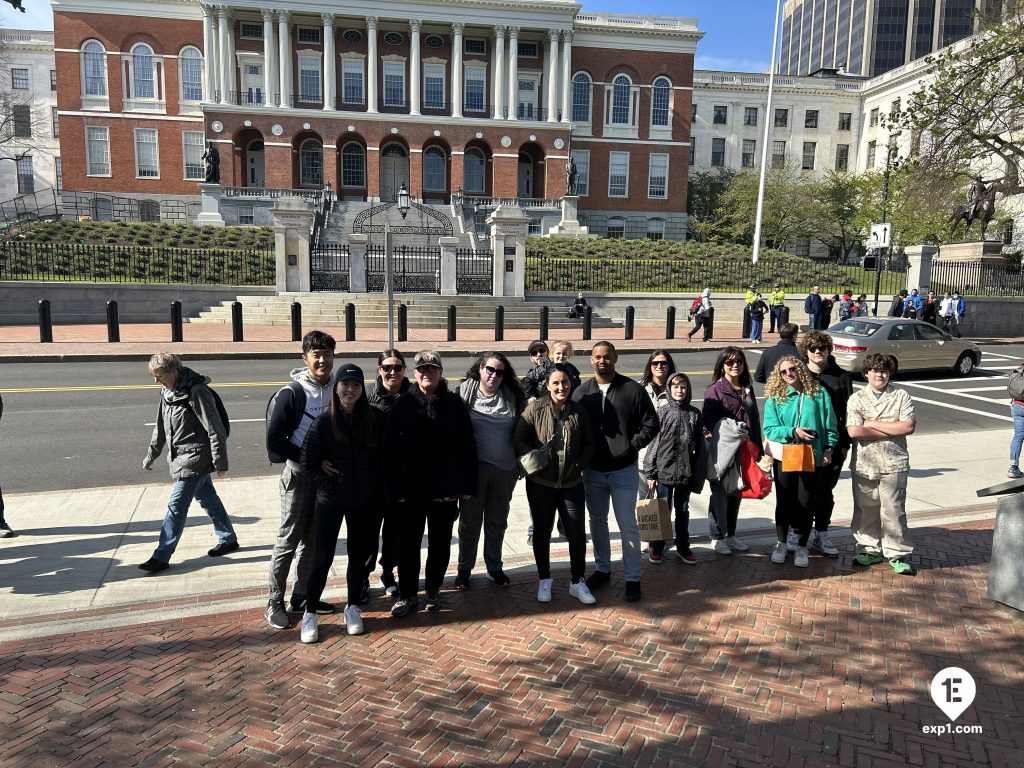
[1,343,1021,493]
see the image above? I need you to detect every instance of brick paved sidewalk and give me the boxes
[2,519,1021,767]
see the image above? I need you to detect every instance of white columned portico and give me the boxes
[278,11,292,106]
[322,13,336,110]
[410,19,422,115]
[546,29,559,122]
[367,16,378,113]
[451,22,464,117]
[262,9,276,106]
[506,26,519,120]
[224,9,236,101]
[492,26,505,119]
[217,6,231,104]
[560,29,573,124]
[202,5,218,102]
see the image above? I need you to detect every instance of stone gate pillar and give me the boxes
[487,204,529,298]
[348,233,368,293]
[270,197,314,292]
[439,236,459,296]
[905,245,938,294]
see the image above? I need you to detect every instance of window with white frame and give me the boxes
[86,126,110,175]
[82,41,107,97]
[772,140,786,168]
[51,106,59,137]
[869,107,879,127]
[607,217,625,239]
[838,112,852,130]
[423,63,445,109]
[646,219,665,241]
[527,216,541,236]
[464,65,486,111]
[713,105,727,124]
[297,27,321,44]
[835,144,849,171]
[55,157,62,192]
[517,41,538,57]
[383,61,405,106]
[651,77,671,128]
[804,109,819,128]
[423,147,447,191]
[464,38,486,55]
[298,56,321,103]
[648,153,668,199]
[570,149,589,196]
[610,74,632,125]
[16,157,33,194]
[134,128,160,178]
[342,59,364,104]
[571,72,592,124]
[238,205,255,225]
[341,143,366,187]
[463,148,485,193]
[711,137,725,167]
[50,70,57,90]
[742,139,756,168]
[182,131,205,179]
[12,68,29,90]
[240,22,263,39]
[130,44,157,99]
[608,151,629,197]
[801,141,816,170]
[866,140,876,168]
[179,46,203,102]
[300,139,323,187]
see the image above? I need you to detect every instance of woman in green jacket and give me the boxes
[762,356,838,569]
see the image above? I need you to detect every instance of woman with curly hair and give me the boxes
[762,357,838,568]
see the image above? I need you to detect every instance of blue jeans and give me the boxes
[585,465,642,582]
[1011,403,1024,470]
[807,313,819,330]
[750,318,763,342]
[153,473,236,563]
[769,306,783,332]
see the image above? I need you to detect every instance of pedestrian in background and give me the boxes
[768,283,786,333]
[804,285,822,330]
[921,291,939,325]
[140,353,238,574]
[687,288,712,342]
[1008,362,1024,480]
[754,323,799,384]
[856,294,870,316]
[749,293,770,343]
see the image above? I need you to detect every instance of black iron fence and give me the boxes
[456,249,493,294]
[366,244,441,293]
[0,241,274,285]
[930,259,1024,297]
[311,243,351,292]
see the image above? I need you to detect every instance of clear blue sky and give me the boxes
[1,0,779,73]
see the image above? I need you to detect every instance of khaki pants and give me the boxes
[851,470,913,558]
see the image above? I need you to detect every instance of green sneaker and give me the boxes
[854,552,885,566]
[889,557,916,576]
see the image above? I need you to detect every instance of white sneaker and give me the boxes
[713,539,732,555]
[810,531,839,557]
[569,579,597,605]
[537,578,553,603]
[725,536,749,552]
[300,611,318,643]
[794,546,810,568]
[786,530,800,552]
[770,541,787,564]
[344,604,364,636]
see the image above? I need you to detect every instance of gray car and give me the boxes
[827,317,982,376]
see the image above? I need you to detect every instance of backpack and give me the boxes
[1009,370,1024,401]
[690,296,703,314]
[186,385,230,437]
[265,382,307,463]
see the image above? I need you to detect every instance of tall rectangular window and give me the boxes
[711,137,725,167]
[801,141,816,170]
[180,53,203,101]
[713,105,727,124]
[869,107,879,127]
[835,144,849,171]
[342,59,364,104]
[50,70,57,90]
[134,128,160,178]
[183,131,205,179]
[742,139,756,168]
[570,149,589,196]
[86,126,111,175]
[744,107,758,126]
[689,138,695,166]
[16,156,33,194]
[608,151,629,197]
[11,68,29,89]
[774,108,788,127]
[51,106,59,137]
[647,153,668,199]
[383,62,405,107]
[772,140,786,168]
[838,112,852,130]
[691,103,697,121]
[464,66,486,111]
[13,105,31,137]
[423,63,445,109]
[298,57,321,103]
[804,109,819,128]
[55,156,62,192]
[866,140,877,168]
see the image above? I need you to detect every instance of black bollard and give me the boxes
[447,305,457,341]
[290,302,302,342]
[398,303,408,342]
[583,305,593,341]
[665,306,676,340]
[170,301,183,342]
[741,304,752,340]
[624,305,635,340]
[705,306,715,341]
[106,300,120,343]
[38,299,53,343]
[231,301,244,342]
[345,302,356,342]
[494,305,504,342]
[540,305,549,341]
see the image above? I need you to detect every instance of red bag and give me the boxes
[736,439,772,500]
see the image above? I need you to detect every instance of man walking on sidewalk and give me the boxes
[264,331,337,629]
[804,285,822,331]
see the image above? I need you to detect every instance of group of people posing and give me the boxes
[138,328,918,644]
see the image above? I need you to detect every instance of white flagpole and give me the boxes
[752,0,784,264]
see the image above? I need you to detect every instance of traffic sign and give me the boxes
[870,223,891,248]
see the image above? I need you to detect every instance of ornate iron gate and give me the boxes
[366,244,441,293]
[311,243,350,291]
[456,249,493,294]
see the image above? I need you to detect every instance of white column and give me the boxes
[224,9,236,102]
[218,6,231,104]
[322,13,336,110]
[262,9,276,106]
[546,29,559,122]
[367,16,378,113]
[202,5,218,102]
[409,19,422,115]
[506,26,519,121]
[560,29,573,123]
[492,25,505,119]
[278,11,291,106]
[451,22,464,117]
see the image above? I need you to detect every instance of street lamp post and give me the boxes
[751,0,783,264]
[386,181,411,349]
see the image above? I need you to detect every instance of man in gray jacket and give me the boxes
[140,353,237,574]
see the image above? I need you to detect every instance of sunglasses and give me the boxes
[724,359,744,367]
[380,364,404,373]
[869,369,891,375]
[806,346,829,353]
[780,367,799,375]
[650,360,669,368]
[415,365,441,373]
[531,349,548,356]
[483,365,505,377]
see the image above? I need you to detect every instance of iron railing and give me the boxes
[930,259,1024,297]
[466,196,561,209]
[311,242,350,292]
[366,244,441,293]
[456,248,493,294]
[221,187,324,200]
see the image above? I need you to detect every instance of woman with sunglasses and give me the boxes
[701,348,762,555]
[364,349,411,598]
[637,349,677,560]
[762,357,838,568]
[455,352,526,590]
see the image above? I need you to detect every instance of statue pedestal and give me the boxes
[195,183,226,227]
[546,195,595,238]
[937,240,1004,263]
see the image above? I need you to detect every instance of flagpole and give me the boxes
[752,0,783,264]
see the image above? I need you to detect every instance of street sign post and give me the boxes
[870,223,891,249]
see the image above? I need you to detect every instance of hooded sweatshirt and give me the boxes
[266,367,333,471]
[145,367,228,478]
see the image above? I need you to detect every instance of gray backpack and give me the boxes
[1009,370,1024,401]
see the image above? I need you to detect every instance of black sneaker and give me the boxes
[584,570,611,591]
[486,569,511,587]
[454,570,471,590]
[358,579,370,605]
[264,601,291,630]
[207,540,240,557]
[137,557,169,574]
[624,581,642,603]
[289,597,335,615]
[0,516,14,538]
[380,571,399,597]
[425,591,442,612]
[390,597,420,617]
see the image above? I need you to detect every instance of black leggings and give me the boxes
[305,501,370,608]
[397,500,459,598]
[525,480,587,581]
[649,486,692,554]
[772,463,816,546]
[814,462,843,531]
[366,502,399,578]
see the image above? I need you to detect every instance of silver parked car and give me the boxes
[827,317,982,376]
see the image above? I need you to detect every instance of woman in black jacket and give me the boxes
[384,350,479,616]
[298,363,381,644]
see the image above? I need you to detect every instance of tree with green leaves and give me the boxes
[685,167,738,242]
[805,171,871,261]
[712,164,814,250]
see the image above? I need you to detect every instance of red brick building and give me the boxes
[53,0,701,238]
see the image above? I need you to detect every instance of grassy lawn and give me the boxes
[7,220,274,251]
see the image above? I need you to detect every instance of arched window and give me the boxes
[423,147,447,192]
[611,75,631,125]
[651,77,671,127]
[179,46,203,102]
[299,139,323,187]
[571,72,592,124]
[82,41,107,97]
[341,142,365,187]
[132,44,156,99]
[463,148,485,194]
